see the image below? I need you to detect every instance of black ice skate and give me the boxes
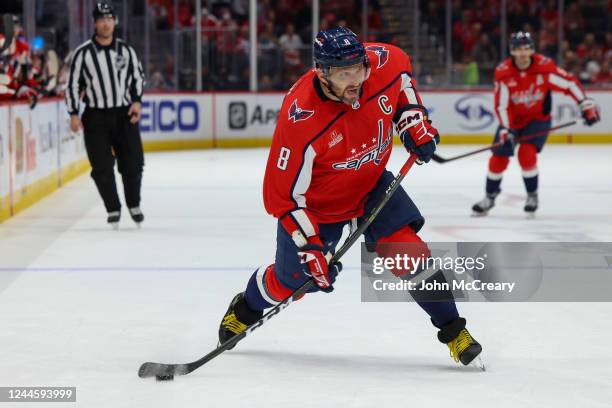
[434,317,485,370]
[472,191,499,216]
[524,192,538,218]
[218,292,263,350]
[129,207,144,226]
[107,211,120,229]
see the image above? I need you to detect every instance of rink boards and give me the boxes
[139,90,612,149]
[0,98,89,222]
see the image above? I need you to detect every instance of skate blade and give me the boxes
[110,222,119,230]
[471,211,488,217]
[471,355,486,371]
[525,212,536,220]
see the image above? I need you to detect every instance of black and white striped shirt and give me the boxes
[65,36,145,115]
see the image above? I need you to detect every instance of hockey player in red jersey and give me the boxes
[472,31,600,217]
[218,27,483,367]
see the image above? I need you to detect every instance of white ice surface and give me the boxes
[1,145,611,408]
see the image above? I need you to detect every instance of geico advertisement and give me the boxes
[139,94,213,141]
[216,94,283,138]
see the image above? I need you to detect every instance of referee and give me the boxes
[66,2,145,228]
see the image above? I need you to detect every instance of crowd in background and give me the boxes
[0,15,65,107]
[423,0,612,85]
[146,0,611,89]
[1,0,611,104]
[145,0,379,90]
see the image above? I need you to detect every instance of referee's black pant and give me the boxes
[82,107,144,213]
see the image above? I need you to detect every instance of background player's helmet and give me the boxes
[313,27,366,71]
[510,31,534,50]
[93,2,116,21]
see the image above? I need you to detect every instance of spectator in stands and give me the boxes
[604,33,612,58]
[576,33,596,59]
[279,23,302,52]
[367,4,382,33]
[413,62,433,86]
[471,32,497,84]
[593,59,612,84]
[583,60,601,84]
[259,20,278,49]
[200,7,219,43]
[163,54,175,88]
[279,23,303,72]
[462,21,482,59]
[259,20,279,84]
[538,20,558,58]
[539,0,559,26]
[147,63,168,90]
[177,0,194,27]
[563,2,584,47]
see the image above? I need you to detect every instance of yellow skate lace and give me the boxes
[222,313,248,335]
[447,329,474,362]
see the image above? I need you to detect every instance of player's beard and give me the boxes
[341,85,361,105]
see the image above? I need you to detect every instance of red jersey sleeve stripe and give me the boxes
[495,81,511,128]
[291,145,316,208]
[548,73,585,102]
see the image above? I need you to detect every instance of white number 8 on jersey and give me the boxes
[277,147,291,170]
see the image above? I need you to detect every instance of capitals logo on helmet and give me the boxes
[288,99,314,123]
[510,31,534,50]
[313,27,367,71]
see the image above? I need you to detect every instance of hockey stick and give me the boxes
[0,14,15,54]
[138,154,419,380]
[431,120,577,164]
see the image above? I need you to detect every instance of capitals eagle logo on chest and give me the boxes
[288,99,315,123]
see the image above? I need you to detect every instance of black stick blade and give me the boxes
[138,362,188,378]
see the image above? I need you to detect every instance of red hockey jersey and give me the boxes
[263,43,423,231]
[494,53,586,129]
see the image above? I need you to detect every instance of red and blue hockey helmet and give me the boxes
[510,31,534,50]
[313,27,367,71]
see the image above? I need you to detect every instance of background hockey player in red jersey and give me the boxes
[218,27,483,367]
[472,31,600,217]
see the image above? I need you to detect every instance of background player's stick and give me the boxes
[431,120,577,164]
[138,154,419,380]
[0,14,15,54]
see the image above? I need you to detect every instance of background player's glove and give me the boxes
[396,105,440,164]
[498,127,516,148]
[297,244,342,292]
[580,99,600,126]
